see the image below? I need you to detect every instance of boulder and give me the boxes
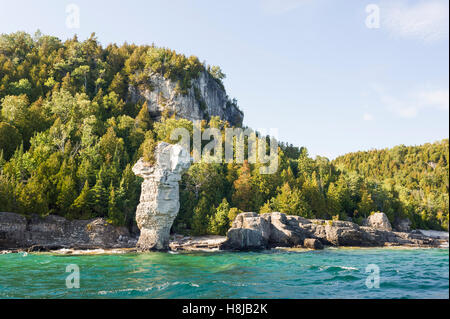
[221,212,311,250]
[132,142,191,251]
[233,212,271,241]
[363,212,392,231]
[303,238,323,250]
[263,212,308,247]
[221,212,271,250]
[302,223,328,244]
[220,228,267,251]
[325,223,364,246]
[220,212,440,250]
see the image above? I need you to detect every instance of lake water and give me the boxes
[0,248,448,299]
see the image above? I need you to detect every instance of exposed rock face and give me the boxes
[394,218,412,232]
[413,229,449,240]
[262,213,309,247]
[220,212,271,250]
[132,142,191,251]
[129,71,244,127]
[303,238,324,250]
[0,212,27,248]
[169,235,227,251]
[219,228,268,251]
[220,212,442,250]
[0,212,134,251]
[363,212,392,231]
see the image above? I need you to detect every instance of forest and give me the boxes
[0,31,448,234]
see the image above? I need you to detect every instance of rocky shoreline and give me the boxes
[0,211,448,254]
[0,212,138,253]
[219,212,448,251]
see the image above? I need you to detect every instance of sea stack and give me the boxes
[132,142,191,251]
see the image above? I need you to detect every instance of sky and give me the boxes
[0,0,448,159]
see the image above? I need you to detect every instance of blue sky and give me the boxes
[0,0,448,158]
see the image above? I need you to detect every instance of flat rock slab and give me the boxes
[415,230,449,239]
[169,235,227,251]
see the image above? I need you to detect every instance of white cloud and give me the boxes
[373,85,449,118]
[417,89,449,111]
[381,0,449,43]
[260,0,310,15]
[363,113,374,121]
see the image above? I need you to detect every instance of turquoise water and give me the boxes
[0,248,448,299]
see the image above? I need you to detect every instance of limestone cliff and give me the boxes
[0,212,135,251]
[129,71,244,127]
[132,142,191,251]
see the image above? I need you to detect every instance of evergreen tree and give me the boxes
[227,207,242,226]
[192,197,212,235]
[264,183,312,218]
[56,175,77,214]
[208,198,231,235]
[91,172,108,217]
[232,161,257,212]
[135,102,152,131]
[357,188,375,219]
[0,122,22,160]
[107,184,125,225]
[326,182,344,219]
[70,180,93,219]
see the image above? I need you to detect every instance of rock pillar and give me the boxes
[132,142,191,251]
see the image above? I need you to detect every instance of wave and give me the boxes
[308,265,359,272]
[97,281,200,296]
[323,274,360,282]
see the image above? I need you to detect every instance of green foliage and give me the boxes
[232,161,261,212]
[140,133,157,165]
[207,65,226,88]
[334,140,449,230]
[208,198,231,235]
[0,122,22,160]
[0,174,16,212]
[192,196,213,235]
[70,181,93,219]
[145,47,203,94]
[107,184,125,226]
[227,207,242,226]
[261,183,312,218]
[9,79,32,96]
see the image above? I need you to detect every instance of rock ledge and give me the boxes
[220,212,444,250]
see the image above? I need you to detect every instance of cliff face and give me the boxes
[0,212,136,251]
[129,71,244,127]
